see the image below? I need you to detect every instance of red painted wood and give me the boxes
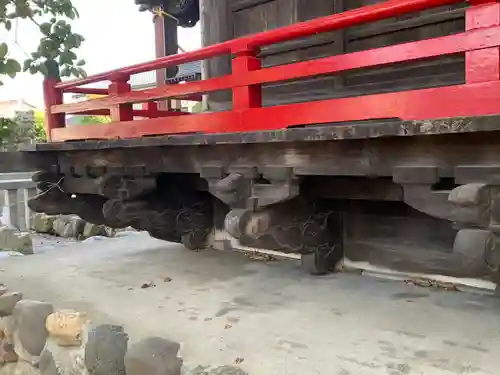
[63,87,109,95]
[51,81,500,141]
[53,0,461,90]
[135,110,190,117]
[42,79,64,141]
[51,26,500,115]
[74,109,110,116]
[466,2,500,83]
[171,94,203,102]
[142,101,159,118]
[231,50,262,110]
[72,108,189,118]
[108,78,133,122]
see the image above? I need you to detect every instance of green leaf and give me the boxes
[4,59,21,78]
[22,59,33,72]
[1,0,84,81]
[0,43,7,59]
[39,22,52,36]
[38,62,48,76]
[16,4,33,19]
[59,50,75,65]
[77,67,87,78]
[60,66,70,77]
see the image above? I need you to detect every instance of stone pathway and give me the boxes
[0,285,246,375]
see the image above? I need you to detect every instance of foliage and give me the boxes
[1,115,32,150]
[0,117,17,148]
[191,102,202,113]
[0,0,86,85]
[0,110,47,150]
[33,110,46,141]
[77,115,111,125]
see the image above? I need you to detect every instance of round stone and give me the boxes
[46,310,88,347]
[0,293,23,317]
[11,300,53,363]
[39,349,61,375]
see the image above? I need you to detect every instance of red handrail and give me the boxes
[51,26,500,114]
[55,0,462,90]
[46,0,500,142]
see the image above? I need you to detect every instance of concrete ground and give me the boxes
[1,232,499,375]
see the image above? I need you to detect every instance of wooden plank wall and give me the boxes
[201,0,466,108]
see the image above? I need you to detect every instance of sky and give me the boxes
[0,0,201,107]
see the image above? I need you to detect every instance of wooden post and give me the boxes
[231,49,262,110]
[200,0,234,111]
[154,12,180,110]
[108,75,133,122]
[42,78,64,141]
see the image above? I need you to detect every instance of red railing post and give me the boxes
[108,75,134,122]
[42,78,64,141]
[231,48,262,110]
[466,0,500,83]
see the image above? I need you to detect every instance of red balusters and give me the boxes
[108,75,134,122]
[231,48,262,110]
[42,78,64,141]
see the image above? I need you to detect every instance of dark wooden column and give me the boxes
[154,14,179,109]
[200,0,233,111]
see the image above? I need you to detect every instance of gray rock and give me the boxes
[114,230,141,238]
[184,366,248,375]
[52,216,85,239]
[0,293,22,317]
[0,338,18,364]
[39,349,61,375]
[0,362,41,375]
[11,300,53,364]
[0,363,16,375]
[82,236,107,244]
[0,227,33,255]
[104,227,116,237]
[83,223,107,239]
[125,337,182,375]
[41,339,88,375]
[0,316,13,341]
[31,214,56,234]
[85,324,128,375]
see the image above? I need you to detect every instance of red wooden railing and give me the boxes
[44,0,500,142]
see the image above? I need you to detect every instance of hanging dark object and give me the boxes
[135,0,200,27]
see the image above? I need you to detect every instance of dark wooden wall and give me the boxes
[200,0,466,109]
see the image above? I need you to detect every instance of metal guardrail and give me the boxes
[0,173,36,231]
